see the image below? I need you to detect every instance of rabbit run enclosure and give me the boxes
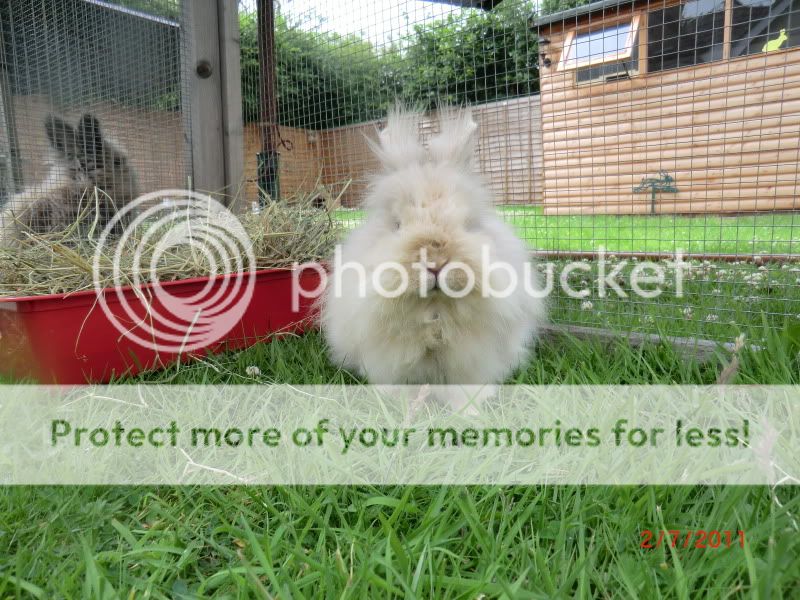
[0,0,799,362]
[253,0,800,344]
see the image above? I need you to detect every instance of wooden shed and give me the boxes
[537,0,800,214]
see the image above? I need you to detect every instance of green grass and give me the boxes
[3,330,800,597]
[504,206,800,342]
[3,206,800,597]
[3,484,798,598]
[547,257,800,341]
[335,205,800,255]
[336,206,800,340]
[129,327,796,386]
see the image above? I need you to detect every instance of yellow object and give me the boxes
[763,29,788,53]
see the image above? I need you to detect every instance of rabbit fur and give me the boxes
[0,113,138,245]
[320,106,546,386]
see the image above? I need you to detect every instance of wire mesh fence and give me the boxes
[243,0,800,342]
[0,0,798,344]
[0,0,189,229]
[536,0,800,341]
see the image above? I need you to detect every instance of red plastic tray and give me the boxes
[0,267,322,383]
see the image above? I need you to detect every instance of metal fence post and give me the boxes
[256,0,279,203]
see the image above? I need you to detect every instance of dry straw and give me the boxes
[0,185,345,298]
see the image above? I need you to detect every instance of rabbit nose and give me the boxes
[427,261,448,278]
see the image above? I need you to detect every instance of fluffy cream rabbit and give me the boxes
[321,106,545,386]
[0,113,138,245]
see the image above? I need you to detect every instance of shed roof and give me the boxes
[536,0,636,27]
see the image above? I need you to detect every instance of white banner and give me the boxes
[0,385,797,485]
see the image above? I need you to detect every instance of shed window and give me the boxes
[648,0,726,72]
[559,17,640,70]
[576,42,639,82]
[730,0,800,57]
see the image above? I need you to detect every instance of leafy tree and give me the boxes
[398,0,539,108]
[540,0,594,16]
[129,0,542,129]
[240,11,398,129]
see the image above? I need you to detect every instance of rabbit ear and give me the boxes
[45,116,78,158]
[429,107,477,169]
[76,114,104,160]
[368,105,425,169]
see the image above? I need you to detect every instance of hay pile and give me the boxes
[0,191,342,298]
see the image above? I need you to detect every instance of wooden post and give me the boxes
[257,0,279,203]
[723,0,733,60]
[218,0,244,205]
[182,0,243,201]
[0,15,21,198]
[637,9,648,75]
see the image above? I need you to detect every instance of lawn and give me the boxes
[545,256,800,341]
[338,205,800,341]
[335,205,800,255]
[2,331,800,597]
[2,208,800,597]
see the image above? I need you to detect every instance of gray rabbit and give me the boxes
[0,113,139,245]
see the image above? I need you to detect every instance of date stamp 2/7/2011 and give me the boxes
[640,530,745,550]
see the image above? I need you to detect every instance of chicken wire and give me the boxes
[1,0,797,344]
[0,0,190,217]
[236,0,799,342]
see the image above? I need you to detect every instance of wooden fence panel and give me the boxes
[315,96,545,207]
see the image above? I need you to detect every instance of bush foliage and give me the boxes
[121,0,540,130]
[241,0,538,129]
[397,0,539,110]
[539,0,593,16]
[240,12,399,129]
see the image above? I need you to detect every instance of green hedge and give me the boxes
[241,1,538,130]
[539,0,593,16]
[118,0,540,130]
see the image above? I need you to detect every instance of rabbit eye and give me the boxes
[391,219,401,231]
